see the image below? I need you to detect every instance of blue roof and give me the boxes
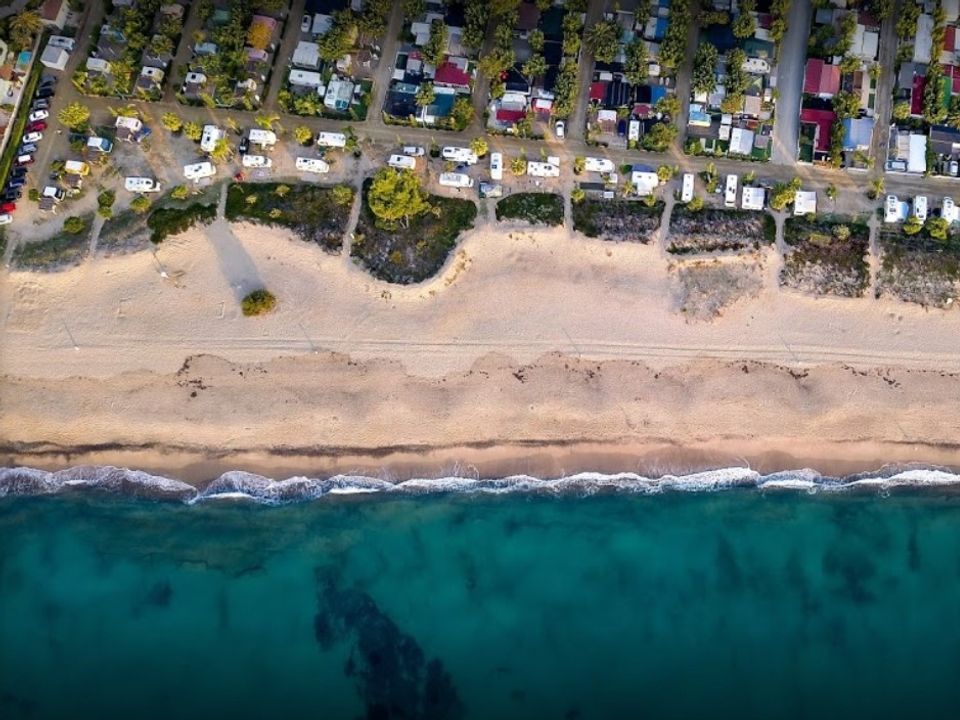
[842,117,875,150]
[650,85,668,103]
[652,17,669,40]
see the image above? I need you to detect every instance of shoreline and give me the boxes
[4,436,960,486]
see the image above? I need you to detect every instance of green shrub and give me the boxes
[242,289,277,316]
[64,216,87,234]
[147,202,216,243]
[170,184,189,200]
[130,196,151,214]
[97,190,116,209]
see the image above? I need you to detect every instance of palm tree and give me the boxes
[254,113,280,130]
[9,11,42,50]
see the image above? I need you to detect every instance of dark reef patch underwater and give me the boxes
[3,471,960,720]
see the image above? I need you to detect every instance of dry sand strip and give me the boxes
[3,352,960,481]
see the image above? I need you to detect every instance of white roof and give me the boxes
[945,0,960,22]
[248,128,277,145]
[944,197,959,223]
[741,186,766,210]
[292,40,320,68]
[913,14,934,64]
[183,161,215,179]
[115,116,142,130]
[40,45,68,68]
[241,154,272,168]
[852,25,879,60]
[884,195,907,223]
[316,132,347,147]
[312,13,333,35]
[64,160,89,174]
[793,190,817,216]
[584,157,615,173]
[908,133,927,174]
[527,161,560,177]
[200,125,224,152]
[295,157,330,173]
[729,127,755,156]
[86,57,110,73]
[631,171,659,196]
[124,177,159,192]
[289,69,322,87]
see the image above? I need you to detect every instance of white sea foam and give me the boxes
[1,464,959,505]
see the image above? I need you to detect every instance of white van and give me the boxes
[388,154,417,169]
[681,173,694,203]
[584,157,615,173]
[316,132,347,148]
[441,146,478,164]
[124,177,161,193]
[724,174,738,208]
[439,172,474,188]
[248,128,277,147]
[184,161,216,181]
[200,125,224,153]
[490,152,503,180]
[241,154,272,168]
[913,195,928,221]
[296,157,330,174]
[527,161,560,178]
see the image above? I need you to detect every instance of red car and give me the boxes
[26,120,47,132]
[1,202,16,213]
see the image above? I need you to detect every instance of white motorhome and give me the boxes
[527,161,560,178]
[316,132,347,148]
[241,154,272,168]
[124,177,161,193]
[681,173,694,203]
[724,174,738,208]
[441,146,478,164]
[913,195,928,221]
[248,128,277,147]
[183,161,216,181]
[295,157,330,174]
[439,172,474,188]
[200,125,224,153]
[584,157,615,173]
[388,154,417,169]
[490,152,503,180]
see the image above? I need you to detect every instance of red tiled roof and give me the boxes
[799,108,836,152]
[40,0,63,21]
[518,2,541,31]
[589,81,607,100]
[912,74,926,116]
[947,26,957,52]
[951,64,960,94]
[434,60,471,87]
[496,108,527,123]
[803,59,840,96]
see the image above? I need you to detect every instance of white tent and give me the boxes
[40,45,68,70]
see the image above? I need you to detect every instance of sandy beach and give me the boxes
[3,218,960,481]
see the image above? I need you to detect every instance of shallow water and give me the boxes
[3,490,960,719]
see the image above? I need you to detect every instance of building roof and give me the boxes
[930,123,960,156]
[292,41,320,68]
[914,13,934,64]
[911,73,926,116]
[518,2,541,31]
[842,117,874,150]
[793,191,817,215]
[729,127,755,155]
[434,60,470,87]
[803,58,840,96]
[908,133,928,173]
[799,108,836,152]
[40,0,65,21]
[496,107,526,123]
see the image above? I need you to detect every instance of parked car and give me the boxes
[555,120,565,139]
[490,152,503,181]
[238,136,249,155]
[28,109,49,122]
[16,154,34,165]
[402,145,425,156]
[0,202,16,213]
[40,74,58,85]
[27,120,47,132]
[35,87,54,99]
[22,131,42,144]
[7,177,26,189]
[10,165,28,176]
[0,213,12,225]
[19,143,37,154]
[31,99,49,111]
[301,14,311,32]
[3,188,22,201]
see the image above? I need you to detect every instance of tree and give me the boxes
[130,196,152,214]
[902,214,923,235]
[242,289,278,316]
[58,102,91,130]
[687,195,704,211]
[624,40,649,86]
[171,185,190,200]
[9,10,42,50]
[247,22,272,50]
[826,184,837,201]
[318,10,357,62]
[161,112,183,132]
[64,216,86,234]
[294,126,312,145]
[183,122,203,141]
[833,90,860,120]
[867,177,884,199]
[640,122,677,152]
[402,0,426,20]
[692,43,718,95]
[255,113,280,130]
[424,19,448,66]
[657,165,675,182]
[573,156,585,174]
[522,53,548,80]
[893,100,911,121]
[529,29,545,53]
[210,138,233,162]
[571,187,586,203]
[416,81,435,108]
[275,184,291,198]
[656,94,680,117]
[925,215,950,240]
[367,168,431,228]
[332,185,354,206]
[770,177,802,211]
[470,137,489,157]
[451,97,475,130]
[585,19,620,63]
[839,55,861,74]
[510,155,526,176]
[478,47,515,80]
[832,224,851,241]
[732,0,756,40]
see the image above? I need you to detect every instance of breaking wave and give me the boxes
[2,464,960,505]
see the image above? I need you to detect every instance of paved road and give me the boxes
[364,0,404,131]
[770,0,813,165]
[869,0,902,170]
[675,0,702,149]
[264,0,307,111]
[163,0,204,103]
[568,0,606,142]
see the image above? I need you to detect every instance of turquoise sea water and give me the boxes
[4,473,960,719]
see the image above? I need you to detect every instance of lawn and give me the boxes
[12,214,93,270]
[780,216,870,297]
[352,181,477,284]
[495,193,564,226]
[668,206,774,254]
[225,182,354,252]
[572,199,663,242]
[877,232,960,307]
[99,185,220,254]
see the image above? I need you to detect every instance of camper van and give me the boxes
[296,157,330,174]
[681,173,694,203]
[388,154,417,170]
[183,161,216,181]
[584,157,615,173]
[124,177,161,193]
[200,125,224,153]
[441,146,478,165]
[724,174,738,208]
[438,172,474,188]
[490,152,503,181]
[248,128,277,147]
[527,161,560,178]
[241,154,272,168]
[316,132,347,148]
